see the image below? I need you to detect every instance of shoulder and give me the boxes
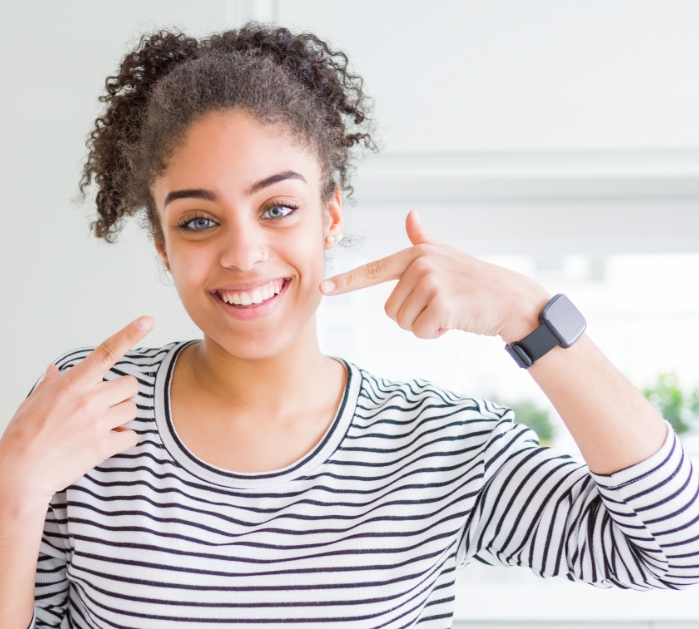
[353,364,516,430]
[347,364,539,463]
[51,341,185,379]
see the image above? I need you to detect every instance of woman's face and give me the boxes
[151,110,342,360]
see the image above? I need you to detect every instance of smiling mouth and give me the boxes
[213,278,289,307]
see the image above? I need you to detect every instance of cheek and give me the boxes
[167,244,212,294]
[287,230,327,285]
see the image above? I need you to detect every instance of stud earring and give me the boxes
[325,235,336,245]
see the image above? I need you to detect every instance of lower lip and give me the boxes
[212,280,290,321]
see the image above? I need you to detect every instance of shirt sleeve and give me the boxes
[458,415,699,590]
[33,497,70,627]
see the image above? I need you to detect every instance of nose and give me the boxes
[218,222,268,272]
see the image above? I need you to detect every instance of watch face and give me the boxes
[541,294,587,347]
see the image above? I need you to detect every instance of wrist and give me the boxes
[0,450,52,513]
[499,287,551,345]
[0,473,52,515]
[0,484,50,527]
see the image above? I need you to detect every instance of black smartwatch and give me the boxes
[505,294,586,368]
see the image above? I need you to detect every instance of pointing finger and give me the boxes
[320,248,417,296]
[71,316,154,382]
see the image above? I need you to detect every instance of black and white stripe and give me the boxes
[31,341,699,628]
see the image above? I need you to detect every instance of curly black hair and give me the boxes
[80,24,378,242]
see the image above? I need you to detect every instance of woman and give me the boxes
[1,25,697,629]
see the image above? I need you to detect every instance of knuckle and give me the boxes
[421,274,440,294]
[364,260,384,279]
[412,318,432,338]
[411,256,432,274]
[345,269,361,285]
[338,270,358,289]
[94,342,117,365]
[61,379,86,406]
[73,392,92,413]
[396,313,412,331]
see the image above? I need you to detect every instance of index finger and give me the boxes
[71,316,154,381]
[320,248,417,296]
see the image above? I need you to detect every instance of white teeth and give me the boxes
[218,279,286,307]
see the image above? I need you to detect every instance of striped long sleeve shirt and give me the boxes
[30,340,699,628]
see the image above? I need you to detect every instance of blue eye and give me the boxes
[181,216,216,231]
[261,204,296,220]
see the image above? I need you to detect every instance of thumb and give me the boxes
[406,210,441,246]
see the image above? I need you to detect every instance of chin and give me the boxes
[215,331,298,362]
[194,308,320,362]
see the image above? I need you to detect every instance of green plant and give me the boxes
[643,373,699,435]
[509,400,555,446]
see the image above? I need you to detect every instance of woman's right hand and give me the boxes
[0,316,154,506]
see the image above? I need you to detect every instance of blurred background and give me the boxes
[2,1,699,627]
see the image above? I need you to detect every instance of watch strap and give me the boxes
[505,323,560,368]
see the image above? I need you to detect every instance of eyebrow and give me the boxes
[164,189,216,208]
[247,170,306,195]
[163,171,307,209]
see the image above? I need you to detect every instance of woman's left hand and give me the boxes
[320,211,551,344]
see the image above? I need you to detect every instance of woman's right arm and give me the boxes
[0,317,153,629]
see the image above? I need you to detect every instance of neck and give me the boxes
[182,315,342,420]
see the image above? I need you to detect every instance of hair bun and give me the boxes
[81,25,377,242]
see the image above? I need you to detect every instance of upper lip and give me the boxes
[210,277,290,293]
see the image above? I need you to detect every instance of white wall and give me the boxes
[2,0,699,431]
[278,0,699,153]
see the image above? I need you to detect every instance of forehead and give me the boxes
[151,110,322,204]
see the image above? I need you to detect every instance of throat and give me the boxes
[169,343,347,473]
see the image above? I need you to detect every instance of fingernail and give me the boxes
[135,316,154,331]
[321,280,336,294]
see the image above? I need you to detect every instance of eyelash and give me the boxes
[261,201,299,220]
[177,201,300,232]
[177,213,216,232]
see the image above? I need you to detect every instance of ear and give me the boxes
[154,238,170,271]
[324,186,343,247]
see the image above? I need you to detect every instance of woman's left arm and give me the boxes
[321,210,667,475]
